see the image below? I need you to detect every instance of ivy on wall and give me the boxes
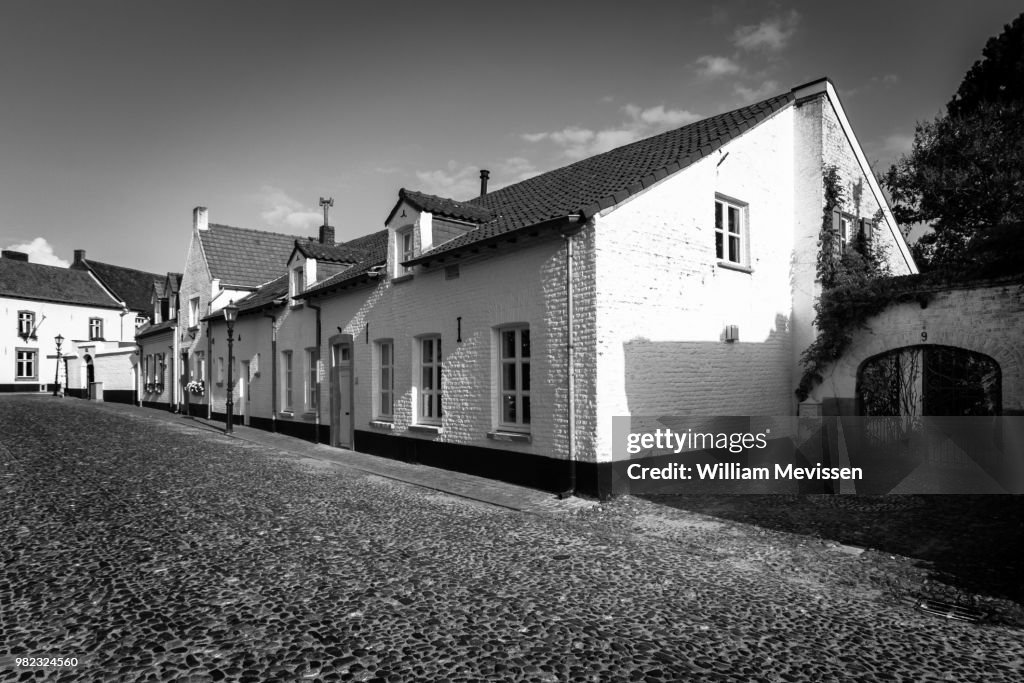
[796,165,896,402]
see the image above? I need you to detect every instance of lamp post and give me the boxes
[53,334,64,397]
[223,301,238,434]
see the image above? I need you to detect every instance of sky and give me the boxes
[1,1,1020,274]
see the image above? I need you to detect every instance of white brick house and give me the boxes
[221,76,911,497]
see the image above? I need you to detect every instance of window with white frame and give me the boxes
[189,296,200,328]
[498,326,530,430]
[15,349,37,381]
[89,318,103,340]
[377,340,394,420]
[714,196,747,265]
[17,311,35,338]
[396,228,415,275]
[418,336,442,424]
[305,348,318,411]
[282,350,293,412]
[838,213,852,255]
[144,355,151,385]
[291,266,305,303]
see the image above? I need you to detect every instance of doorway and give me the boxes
[330,338,353,448]
[240,361,251,426]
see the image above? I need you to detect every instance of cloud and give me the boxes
[3,237,69,267]
[259,186,323,232]
[523,103,700,160]
[413,156,542,199]
[695,55,742,78]
[733,11,800,52]
[734,80,780,104]
[881,133,914,157]
[880,73,900,86]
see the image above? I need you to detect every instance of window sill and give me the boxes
[278,411,294,419]
[15,378,39,383]
[369,419,394,430]
[409,423,442,434]
[487,430,532,443]
[392,274,414,284]
[717,260,753,274]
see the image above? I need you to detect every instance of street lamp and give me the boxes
[53,334,64,397]
[223,301,238,434]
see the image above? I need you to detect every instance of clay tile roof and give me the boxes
[77,259,162,312]
[200,224,300,289]
[387,189,496,225]
[408,91,794,263]
[136,319,176,338]
[300,230,389,298]
[0,259,122,309]
[234,274,289,316]
[294,239,370,264]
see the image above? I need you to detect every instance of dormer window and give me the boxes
[396,227,415,277]
[291,265,305,303]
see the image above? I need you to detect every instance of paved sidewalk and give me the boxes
[86,399,597,516]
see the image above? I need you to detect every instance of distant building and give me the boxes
[0,249,139,401]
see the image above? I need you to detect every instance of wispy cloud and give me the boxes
[733,10,800,52]
[734,80,780,104]
[522,103,701,160]
[695,55,742,78]
[259,186,322,232]
[413,157,543,199]
[2,237,69,267]
[881,133,914,157]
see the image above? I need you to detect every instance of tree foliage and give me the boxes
[881,12,1024,269]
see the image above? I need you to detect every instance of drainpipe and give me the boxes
[307,302,323,444]
[558,215,583,499]
[167,345,175,412]
[264,312,278,432]
[205,320,213,420]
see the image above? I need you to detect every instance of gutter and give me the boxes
[558,214,584,498]
[264,312,278,432]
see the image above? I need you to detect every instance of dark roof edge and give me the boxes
[298,263,386,300]
[405,215,583,267]
[0,293,124,310]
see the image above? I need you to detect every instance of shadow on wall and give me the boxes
[624,313,792,418]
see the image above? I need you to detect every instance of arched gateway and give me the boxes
[857,345,1001,416]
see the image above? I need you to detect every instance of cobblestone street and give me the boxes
[2,396,1022,682]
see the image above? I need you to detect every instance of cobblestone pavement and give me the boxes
[2,396,1022,682]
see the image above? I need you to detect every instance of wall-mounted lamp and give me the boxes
[724,325,739,343]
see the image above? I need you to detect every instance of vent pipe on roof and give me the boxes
[73,249,86,264]
[480,169,490,196]
[193,206,209,232]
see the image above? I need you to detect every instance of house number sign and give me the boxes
[921,331,928,342]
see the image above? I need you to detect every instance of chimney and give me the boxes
[193,206,209,231]
[1,250,29,262]
[480,169,490,196]
[319,225,335,245]
[74,249,86,264]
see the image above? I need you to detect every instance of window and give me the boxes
[714,196,746,265]
[396,228,415,276]
[499,326,530,430]
[839,213,851,255]
[144,355,151,384]
[15,349,37,381]
[88,318,103,340]
[194,351,205,383]
[282,350,293,412]
[291,266,305,303]
[418,336,442,424]
[377,340,394,419]
[189,296,200,328]
[305,348,318,411]
[17,311,35,338]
